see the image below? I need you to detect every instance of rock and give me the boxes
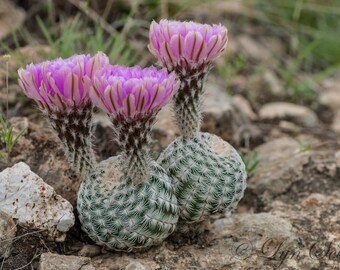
[232,94,258,121]
[263,70,285,97]
[0,211,16,258]
[212,213,297,263]
[125,262,150,270]
[248,137,340,203]
[279,120,301,133]
[39,253,95,270]
[319,76,340,110]
[270,191,340,270]
[319,90,340,111]
[153,103,178,148]
[212,213,294,240]
[331,111,340,133]
[335,151,340,168]
[0,1,25,40]
[201,81,234,138]
[0,162,75,241]
[92,112,119,160]
[259,102,319,127]
[0,118,82,206]
[78,245,101,258]
[236,35,273,63]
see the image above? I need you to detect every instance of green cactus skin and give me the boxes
[77,155,178,251]
[47,102,95,176]
[158,132,247,229]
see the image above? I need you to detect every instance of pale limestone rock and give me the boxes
[0,1,25,40]
[153,103,178,148]
[78,245,101,258]
[39,253,95,270]
[0,162,75,241]
[232,94,258,120]
[202,81,234,135]
[319,90,340,110]
[249,137,340,200]
[0,211,16,258]
[125,262,151,270]
[212,213,296,255]
[335,151,340,168]
[259,102,319,127]
[236,35,272,63]
[263,70,285,96]
[319,77,340,111]
[331,111,340,133]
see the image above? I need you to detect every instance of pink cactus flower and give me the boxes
[149,19,228,72]
[90,65,179,119]
[18,52,109,111]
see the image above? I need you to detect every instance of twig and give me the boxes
[14,248,41,270]
[161,0,169,18]
[66,0,118,36]
[0,229,47,245]
[102,0,114,21]
[0,256,5,270]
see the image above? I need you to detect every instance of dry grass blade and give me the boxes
[66,0,118,36]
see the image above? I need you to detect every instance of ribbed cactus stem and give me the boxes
[172,65,210,138]
[111,113,156,185]
[47,102,95,176]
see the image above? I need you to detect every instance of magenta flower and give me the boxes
[149,19,228,71]
[18,52,109,111]
[90,65,179,119]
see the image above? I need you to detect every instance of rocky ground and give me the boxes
[0,1,339,269]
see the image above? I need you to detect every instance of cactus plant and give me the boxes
[84,66,178,251]
[149,20,247,231]
[18,53,108,175]
[80,65,180,251]
[19,58,180,251]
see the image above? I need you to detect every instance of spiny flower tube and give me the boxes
[18,52,109,175]
[150,20,247,234]
[149,19,228,136]
[77,65,179,251]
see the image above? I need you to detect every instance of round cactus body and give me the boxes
[158,132,247,224]
[77,156,178,252]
